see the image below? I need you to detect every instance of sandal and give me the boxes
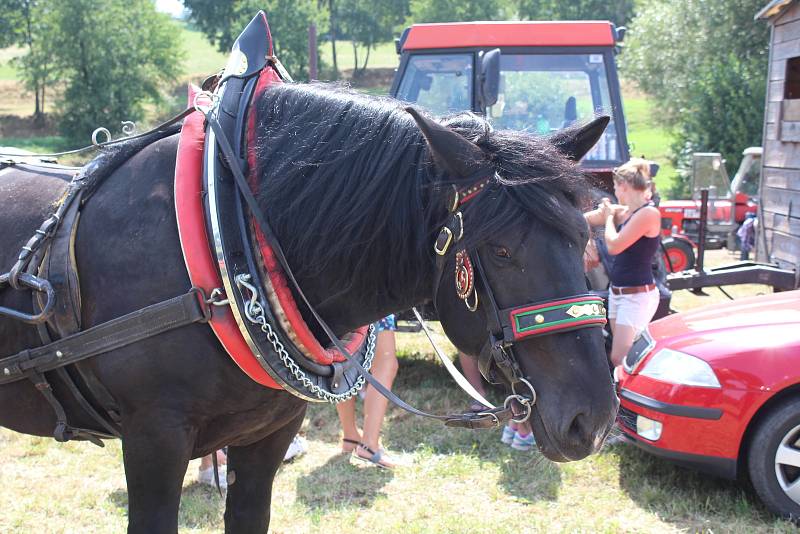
[350,443,396,469]
[341,437,360,453]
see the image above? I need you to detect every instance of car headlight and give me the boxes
[639,348,721,388]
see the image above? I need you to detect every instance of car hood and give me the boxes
[648,290,800,362]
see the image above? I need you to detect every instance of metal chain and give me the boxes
[235,274,375,402]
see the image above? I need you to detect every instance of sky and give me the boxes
[155,0,186,18]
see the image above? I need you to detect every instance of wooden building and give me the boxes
[756,1,800,273]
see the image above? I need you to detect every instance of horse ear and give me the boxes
[406,107,488,178]
[549,116,611,162]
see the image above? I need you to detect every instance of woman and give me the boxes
[585,159,661,372]
[336,315,399,469]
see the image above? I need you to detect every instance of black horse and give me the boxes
[0,83,618,533]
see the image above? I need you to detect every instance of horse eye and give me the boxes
[494,246,512,259]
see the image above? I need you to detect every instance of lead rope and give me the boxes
[203,109,529,429]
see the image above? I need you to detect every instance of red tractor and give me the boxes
[659,148,761,272]
[389,21,673,324]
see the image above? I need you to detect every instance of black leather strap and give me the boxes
[0,289,210,385]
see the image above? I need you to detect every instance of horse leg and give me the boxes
[121,414,195,534]
[224,410,305,534]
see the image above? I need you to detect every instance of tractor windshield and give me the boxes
[393,50,625,166]
[486,53,619,162]
[395,53,473,115]
[692,153,732,200]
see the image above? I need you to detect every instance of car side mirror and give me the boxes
[478,48,500,110]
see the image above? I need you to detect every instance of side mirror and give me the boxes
[478,48,501,110]
[615,26,627,43]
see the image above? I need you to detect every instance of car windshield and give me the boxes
[395,53,473,115]
[486,53,619,162]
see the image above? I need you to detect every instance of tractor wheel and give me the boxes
[662,238,695,272]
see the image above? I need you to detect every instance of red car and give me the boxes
[617,290,800,521]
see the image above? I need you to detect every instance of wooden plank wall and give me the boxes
[759,3,800,270]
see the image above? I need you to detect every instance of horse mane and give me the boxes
[252,83,590,307]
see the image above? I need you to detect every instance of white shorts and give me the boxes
[608,287,659,334]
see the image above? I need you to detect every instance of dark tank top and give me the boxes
[609,203,660,287]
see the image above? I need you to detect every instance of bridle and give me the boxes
[431,174,607,404]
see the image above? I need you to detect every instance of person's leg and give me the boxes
[458,352,487,396]
[199,449,227,470]
[356,330,399,465]
[335,397,360,453]
[609,323,637,367]
[458,351,489,411]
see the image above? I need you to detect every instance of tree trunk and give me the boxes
[351,40,358,77]
[361,44,371,73]
[23,0,40,118]
[34,84,41,117]
[329,0,338,79]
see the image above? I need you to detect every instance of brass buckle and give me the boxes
[434,227,453,256]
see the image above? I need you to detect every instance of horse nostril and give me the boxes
[566,412,592,445]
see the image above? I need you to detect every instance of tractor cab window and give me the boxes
[486,53,620,162]
[395,54,473,116]
[692,153,731,200]
[737,157,761,197]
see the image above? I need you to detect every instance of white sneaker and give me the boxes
[198,463,227,490]
[510,431,536,451]
[283,435,308,462]
[500,425,515,445]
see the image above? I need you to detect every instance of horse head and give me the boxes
[407,109,618,462]
[253,84,617,461]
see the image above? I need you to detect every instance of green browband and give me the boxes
[508,295,607,340]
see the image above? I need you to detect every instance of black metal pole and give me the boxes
[696,188,708,272]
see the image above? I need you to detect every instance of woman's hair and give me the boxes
[613,158,652,192]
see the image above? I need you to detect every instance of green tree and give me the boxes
[47,0,183,141]
[622,0,768,194]
[339,0,406,74]
[183,0,325,80]
[0,0,56,118]
[408,0,509,24]
[516,0,635,27]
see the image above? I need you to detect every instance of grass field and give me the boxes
[320,40,399,72]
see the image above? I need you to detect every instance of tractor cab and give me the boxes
[390,21,630,188]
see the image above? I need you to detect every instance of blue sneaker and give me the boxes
[511,431,536,451]
[501,425,515,445]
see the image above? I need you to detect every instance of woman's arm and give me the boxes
[584,207,605,227]
[604,206,661,255]
[584,200,625,227]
